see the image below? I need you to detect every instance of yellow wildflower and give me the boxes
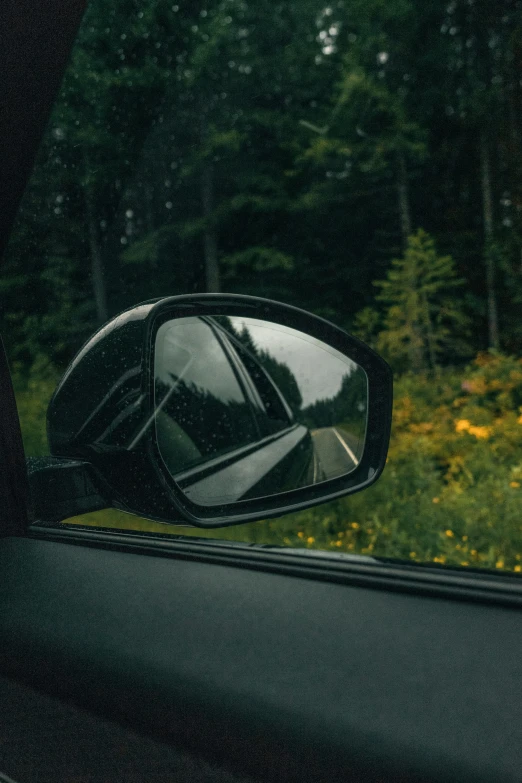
[455,419,471,432]
[410,552,416,558]
[297,531,304,539]
[510,481,521,489]
[351,522,359,530]
[307,536,315,544]
[515,565,521,573]
[496,560,505,569]
[335,540,342,547]
[455,419,491,438]
[460,562,469,566]
[432,497,440,504]
[433,556,446,564]
[445,529,454,538]
[462,535,468,541]
[468,424,492,439]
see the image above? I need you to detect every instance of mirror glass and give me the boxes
[154,316,368,506]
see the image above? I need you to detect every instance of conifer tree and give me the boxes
[375,229,470,372]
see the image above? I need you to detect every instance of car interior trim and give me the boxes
[28,524,522,609]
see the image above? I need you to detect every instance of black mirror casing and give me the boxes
[39,295,392,528]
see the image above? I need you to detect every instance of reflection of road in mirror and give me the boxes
[310,426,361,483]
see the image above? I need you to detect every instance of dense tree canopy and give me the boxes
[2,0,522,371]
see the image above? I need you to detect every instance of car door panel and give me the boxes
[1,532,521,783]
[0,673,255,783]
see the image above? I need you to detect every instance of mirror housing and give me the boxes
[34,295,392,528]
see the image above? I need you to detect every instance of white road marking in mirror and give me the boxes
[332,427,359,466]
[312,448,319,484]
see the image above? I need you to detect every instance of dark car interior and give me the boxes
[1,2,522,782]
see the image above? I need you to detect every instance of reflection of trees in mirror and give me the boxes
[213,317,303,415]
[155,376,258,474]
[301,371,367,436]
[257,349,303,416]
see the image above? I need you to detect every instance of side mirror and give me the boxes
[30,295,392,528]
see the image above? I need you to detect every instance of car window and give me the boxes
[155,317,260,473]
[225,336,293,436]
[3,0,522,572]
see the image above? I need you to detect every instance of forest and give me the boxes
[3,0,522,569]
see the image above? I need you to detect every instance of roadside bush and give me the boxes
[13,358,60,457]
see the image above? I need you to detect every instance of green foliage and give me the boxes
[334,64,427,172]
[120,229,164,266]
[352,306,381,349]
[222,247,294,278]
[13,361,61,457]
[3,0,522,360]
[374,229,471,372]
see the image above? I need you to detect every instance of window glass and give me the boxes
[155,318,259,473]
[228,338,292,435]
[4,0,522,573]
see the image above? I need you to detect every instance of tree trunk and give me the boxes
[396,150,412,248]
[201,160,220,293]
[479,131,500,350]
[85,183,109,326]
[408,324,425,373]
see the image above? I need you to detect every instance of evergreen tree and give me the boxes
[2,0,522,370]
[375,229,470,372]
[439,0,522,349]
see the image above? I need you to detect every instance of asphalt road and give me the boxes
[310,426,361,482]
